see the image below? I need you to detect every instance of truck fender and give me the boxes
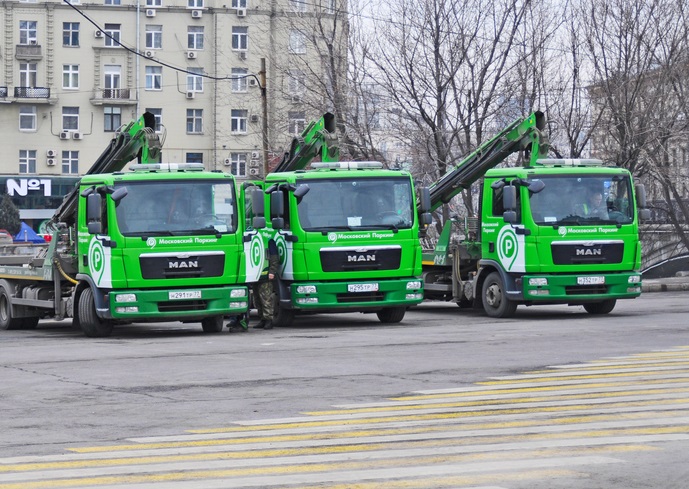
[475,261,522,302]
[74,275,111,319]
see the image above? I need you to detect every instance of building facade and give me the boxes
[0,0,345,229]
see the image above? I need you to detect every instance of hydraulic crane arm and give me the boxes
[50,112,162,227]
[272,112,339,173]
[426,111,548,213]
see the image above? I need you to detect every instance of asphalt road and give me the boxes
[1,292,688,488]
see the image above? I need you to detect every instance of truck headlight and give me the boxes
[406,281,422,289]
[229,302,246,308]
[116,306,139,313]
[528,278,548,286]
[297,285,317,294]
[231,289,247,298]
[297,297,318,304]
[628,276,641,284]
[115,294,137,302]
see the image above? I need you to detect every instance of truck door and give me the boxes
[482,182,527,274]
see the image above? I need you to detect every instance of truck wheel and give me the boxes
[482,272,517,318]
[272,305,294,327]
[201,316,224,333]
[78,287,114,337]
[0,285,23,330]
[377,307,406,323]
[583,299,616,315]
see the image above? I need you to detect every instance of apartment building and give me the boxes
[0,0,345,228]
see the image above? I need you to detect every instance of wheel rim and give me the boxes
[0,295,8,323]
[485,283,502,309]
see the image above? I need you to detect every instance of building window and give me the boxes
[104,106,122,132]
[322,0,336,14]
[104,0,121,5]
[62,107,79,131]
[104,24,121,47]
[231,68,248,92]
[188,26,204,50]
[288,70,305,95]
[230,153,247,177]
[289,30,306,54]
[187,68,203,92]
[19,106,37,131]
[145,108,163,132]
[231,0,247,7]
[186,152,203,163]
[187,0,203,7]
[61,151,79,174]
[288,111,306,135]
[145,66,162,90]
[63,22,79,46]
[231,109,248,133]
[19,63,37,87]
[232,27,248,51]
[186,109,203,134]
[145,25,162,49]
[19,150,37,174]
[290,0,306,12]
[62,65,79,89]
[19,21,38,45]
[146,0,162,6]
[104,65,122,97]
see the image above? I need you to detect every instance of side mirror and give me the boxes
[418,187,431,213]
[638,208,651,222]
[635,183,648,208]
[252,216,266,229]
[503,185,517,211]
[270,190,284,219]
[294,184,310,199]
[86,193,102,234]
[251,189,265,215]
[111,187,128,204]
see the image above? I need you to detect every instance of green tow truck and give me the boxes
[0,113,251,336]
[422,111,650,317]
[246,113,432,326]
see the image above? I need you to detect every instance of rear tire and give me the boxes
[0,285,23,330]
[482,272,517,318]
[583,299,616,315]
[272,305,295,327]
[377,307,406,323]
[201,316,224,333]
[78,287,114,337]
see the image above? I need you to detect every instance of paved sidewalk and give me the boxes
[643,275,689,293]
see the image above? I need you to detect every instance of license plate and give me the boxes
[348,283,379,293]
[169,290,202,300]
[577,276,605,285]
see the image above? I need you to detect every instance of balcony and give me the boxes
[15,44,43,60]
[14,86,51,99]
[0,87,7,98]
[90,88,137,106]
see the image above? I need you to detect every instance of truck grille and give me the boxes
[320,246,401,272]
[565,285,608,295]
[551,241,623,265]
[158,300,208,312]
[335,292,385,303]
[140,252,225,279]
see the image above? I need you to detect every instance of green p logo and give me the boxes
[497,227,519,271]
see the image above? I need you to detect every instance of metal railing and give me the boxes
[14,87,50,98]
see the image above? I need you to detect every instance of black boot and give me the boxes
[263,321,273,330]
[253,320,267,329]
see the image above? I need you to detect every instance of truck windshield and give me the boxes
[114,180,237,236]
[296,176,414,231]
[528,174,634,226]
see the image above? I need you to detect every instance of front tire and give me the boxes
[482,272,517,318]
[272,305,295,327]
[583,299,616,315]
[377,307,406,323]
[78,287,114,337]
[201,316,224,333]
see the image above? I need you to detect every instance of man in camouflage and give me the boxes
[253,238,280,329]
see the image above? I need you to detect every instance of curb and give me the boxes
[642,282,689,293]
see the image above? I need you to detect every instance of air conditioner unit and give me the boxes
[238,51,246,61]
[46,149,57,158]
[187,51,197,59]
[248,168,259,176]
[72,132,83,140]
[250,114,259,123]
[46,158,56,166]
[236,8,246,17]
[59,131,70,140]
[191,9,202,18]
[95,30,103,38]
[30,40,38,46]
[248,78,258,87]
[251,151,261,159]
[146,8,156,17]
[144,50,155,58]
[186,91,195,99]
[223,158,231,166]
